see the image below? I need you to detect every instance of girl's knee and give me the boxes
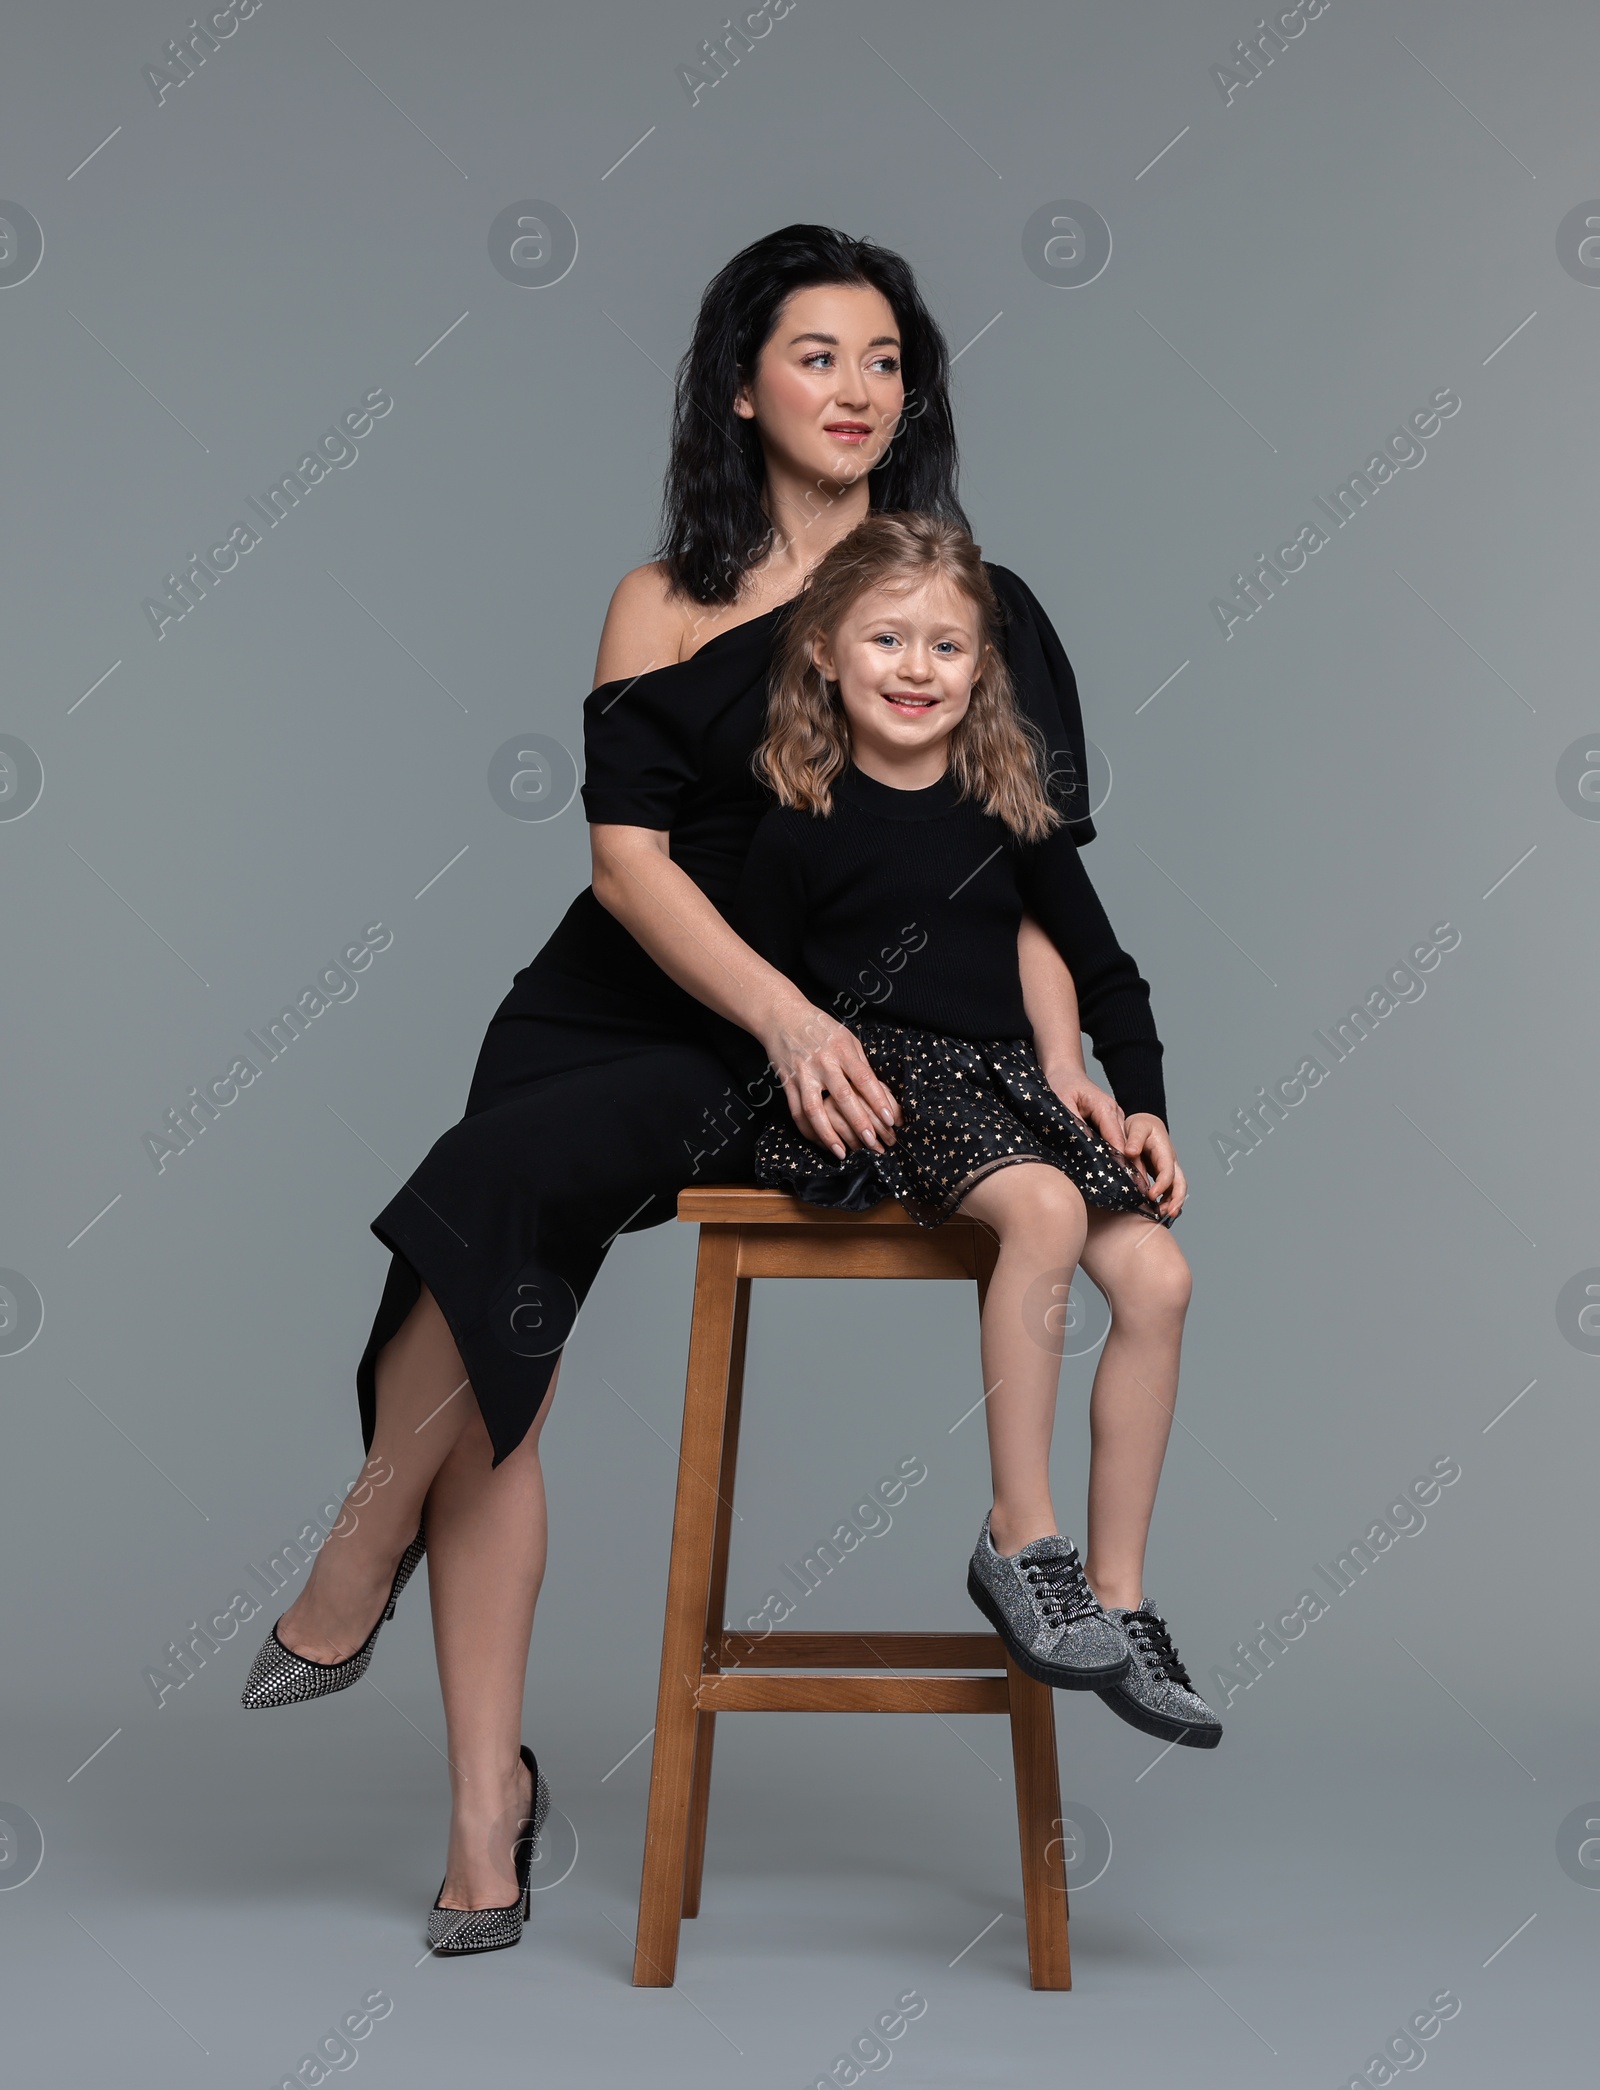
[1124,1231,1192,1322]
[991,1164,1087,1252]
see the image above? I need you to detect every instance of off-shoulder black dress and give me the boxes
[355,566,1160,1466]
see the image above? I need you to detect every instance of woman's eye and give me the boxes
[869,356,901,375]
[802,351,835,369]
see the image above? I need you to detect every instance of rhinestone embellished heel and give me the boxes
[426,1746,551,1957]
[239,1524,426,1709]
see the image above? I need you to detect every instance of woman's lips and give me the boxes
[825,421,872,443]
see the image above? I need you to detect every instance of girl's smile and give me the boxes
[812,575,987,787]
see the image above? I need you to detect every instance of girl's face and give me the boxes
[813,575,988,777]
[734,283,905,490]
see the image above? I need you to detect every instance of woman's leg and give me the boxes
[955,1164,1089,1554]
[1075,1213,1192,1610]
[428,1364,557,1910]
[277,1284,477,1663]
[281,1279,560,1909]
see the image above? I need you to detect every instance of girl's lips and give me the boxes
[881,691,936,711]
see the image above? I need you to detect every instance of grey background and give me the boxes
[2,0,1595,2082]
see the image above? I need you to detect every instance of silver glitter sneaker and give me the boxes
[1096,1599,1222,1748]
[426,1746,551,1957]
[239,1524,426,1709]
[966,1516,1131,1689]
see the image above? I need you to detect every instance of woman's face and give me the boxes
[734,282,905,489]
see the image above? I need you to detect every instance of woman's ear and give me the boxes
[732,378,756,422]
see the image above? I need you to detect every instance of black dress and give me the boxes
[355,566,1142,1467]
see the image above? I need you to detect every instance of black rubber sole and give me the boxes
[1095,1681,1223,1749]
[966,1568,1132,1691]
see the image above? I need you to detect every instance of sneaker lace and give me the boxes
[1126,1608,1194,1689]
[1021,1546,1100,1630]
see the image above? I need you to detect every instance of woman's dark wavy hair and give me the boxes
[657,224,968,605]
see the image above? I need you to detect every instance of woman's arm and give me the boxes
[586,567,901,1158]
[590,825,900,1159]
[988,565,1096,844]
[593,563,686,683]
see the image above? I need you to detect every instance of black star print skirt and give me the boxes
[753,1018,1172,1230]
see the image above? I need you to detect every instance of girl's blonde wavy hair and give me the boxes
[756,513,1061,842]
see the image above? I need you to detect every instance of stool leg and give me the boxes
[1005,1656,1072,1989]
[682,1273,750,1918]
[634,1227,742,1986]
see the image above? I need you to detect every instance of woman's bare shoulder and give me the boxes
[592,561,691,687]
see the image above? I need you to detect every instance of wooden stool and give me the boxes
[631,1186,1071,1990]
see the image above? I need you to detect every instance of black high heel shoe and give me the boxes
[426,1745,551,1956]
[239,1523,426,1709]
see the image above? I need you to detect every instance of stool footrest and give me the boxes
[715,1629,1005,1670]
[697,1671,1010,1714]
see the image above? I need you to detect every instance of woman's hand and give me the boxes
[1123,1113,1187,1219]
[589,827,902,1159]
[762,1000,902,1159]
[1040,1060,1126,1152]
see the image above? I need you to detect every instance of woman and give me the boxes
[242,225,1191,1949]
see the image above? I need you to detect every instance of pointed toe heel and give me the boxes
[240,1525,425,1710]
[425,1746,550,1958]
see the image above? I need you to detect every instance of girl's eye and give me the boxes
[872,632,901,649]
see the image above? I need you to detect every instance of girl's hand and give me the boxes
[1123,1113,1187,1219]
[764,1001,902,1158]
[1040,1062,1126,1153]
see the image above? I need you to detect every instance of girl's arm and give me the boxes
[1017,915,1126,1148]
[590,825,900,1160]
[1015,840,1186,1212]
[988,566,1186,1212]
[1021,918,1187,1214]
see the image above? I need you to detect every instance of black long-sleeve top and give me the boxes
[732,762,1167,1124]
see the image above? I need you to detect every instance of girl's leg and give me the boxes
[955,1164,1089,1554]
[277,1284,480,1663]
[430,1369,556,1911]
[1075,1213,1192,1610]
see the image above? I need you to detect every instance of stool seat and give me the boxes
[630,1183,1072,1990]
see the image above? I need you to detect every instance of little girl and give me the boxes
[734,513,1220,1748]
